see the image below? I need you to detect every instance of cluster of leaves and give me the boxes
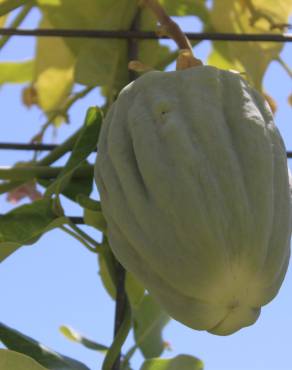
[0,0,291,133]
[0,0,291,369]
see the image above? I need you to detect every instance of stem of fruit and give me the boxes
[141,0,202,69]
[142,0,192,51]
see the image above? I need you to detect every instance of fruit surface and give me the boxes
[94,66,291,335]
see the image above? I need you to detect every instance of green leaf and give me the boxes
[59,326,108,352]
[0,0,29,17]
[76,194,101,211]
[34,16,75,115]
[0,60,33,85]
[126,273,145,309]
[73,0,137,91]
[140,355,204,370]
[38,164,93,202]
[133,295,169,359]
[0,198,69,262]
[45,107,102,197]
[160,0,209,21]
[98,252,116,298]
[0,350,48,370]
[76,194,106,230]
[0,323,90,370]
[0,181,24,195]
[209,0,292,89]
[83,208,107,232]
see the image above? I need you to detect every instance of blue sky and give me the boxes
[0,7,292,370]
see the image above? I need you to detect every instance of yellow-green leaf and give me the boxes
[0,350,48,370]
[133,295,169,359]
[209,0,292,89]
[0,60,33,85]
[0,0,7,26]
[140,354,204,370]
[34,17,75,114]
[59,326,108,352]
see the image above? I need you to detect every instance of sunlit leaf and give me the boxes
[209,0,292,90]
[0,198,69,262]
[34,16,75,115]
[160,0,209,21]
[140,354,204,370]
[0,350,48,370]
[126,273,145,309]
[73,0,137,92]
[36,0,60,5]
[0,323,90,370]
[133,294,169,359]
[59,326,108,352]
[0,60,33,85]
[0,0,7,26]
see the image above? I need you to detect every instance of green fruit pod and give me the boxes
[94,66,291,335]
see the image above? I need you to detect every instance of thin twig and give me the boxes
[244,0,291,30]
[68,222,103,254]
[0,0,29,17]
[31,86,94,142]
[275,56,292,79]
[60,225,97,253]
[0,3,33,50]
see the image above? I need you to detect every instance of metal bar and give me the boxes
[0,143,291,158]
[0,28,291,42]
[0,143,59,151]
[0,215,85,224]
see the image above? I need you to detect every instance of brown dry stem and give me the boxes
[140,0,203,70]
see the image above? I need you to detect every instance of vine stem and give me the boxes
[103,10,142,370]
[276,56,292,79]
[68,222,103,254]
[60,225,97,254]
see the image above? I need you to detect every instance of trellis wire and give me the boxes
[0,144,292,158]
[0,28,292,42]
